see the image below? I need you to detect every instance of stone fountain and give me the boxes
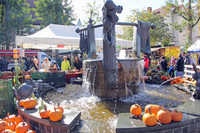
[76,0,155,98]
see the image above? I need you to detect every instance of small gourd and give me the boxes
[0,121,8,132]
[15,122,29,133]
[3,113,16,123]
[25,75,31,80]
[23,97,37,109]
[130,104,142,116]
[15,115,23,125]
[6,120,16,131]
[2,129,14,133]
[39,104,51,119]
[143,108,157,126]
[55,102,64,113]
[49,107,63,122]
[157,106,172,124]
[171,109,183,122]
[19,99,26,107]
[145,104,162,116]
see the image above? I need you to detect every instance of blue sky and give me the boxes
[71,0,168,24]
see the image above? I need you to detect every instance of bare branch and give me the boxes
[192,17,200,28]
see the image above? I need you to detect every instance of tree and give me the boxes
[165,0,200,49]
[34,0,75,27]
[117,9,173,46]
[84,0,102,25]
[0,0,32,49]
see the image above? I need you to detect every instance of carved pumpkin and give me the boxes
[15,115,23,125]
[157,107,172,124]
[6,120,16,131]
[171,109,183,122]
[143,108,157,126]
[15,122,29,133]
[2,129,14,133]
[55,102,64,113]
[0,121,8,132]
[39,104,51,119]
[130,104,142,116]
[3,113,16,123]
[19,100,26,107]
[49,107,63,122]
[23,97,37,109]
[145,104,162,116]
[25,75,31,80]
[26,130,36,133]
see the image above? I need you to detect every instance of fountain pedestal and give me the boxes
[83,59,143,98]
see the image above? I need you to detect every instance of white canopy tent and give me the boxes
[16,24,133,50]
[187,39,200,53]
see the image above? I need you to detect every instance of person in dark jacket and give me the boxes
[160,56,168,72]
[175,54,185,78]
[74,56,82,71]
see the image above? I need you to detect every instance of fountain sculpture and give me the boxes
[76,0,155,98]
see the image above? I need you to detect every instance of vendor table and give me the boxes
[65,72,82,84]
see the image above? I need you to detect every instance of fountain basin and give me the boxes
[83,58,143,98]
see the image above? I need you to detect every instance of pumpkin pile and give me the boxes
[0,113,36,133]
[130,104,183,126]
[38,101,64,122]
[170,77,185,85]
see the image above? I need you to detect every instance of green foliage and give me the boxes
[34,0,75,27]
[165,0,200,48]
[0,0,33,48]
[84,0,102,25]
[118,9,173,46]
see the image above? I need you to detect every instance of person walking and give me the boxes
[175,54,185,78]
[61,56,71,72]
[143,55,149,74]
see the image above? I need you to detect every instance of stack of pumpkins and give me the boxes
[19,97,64,122]
[38,102,64,122]
[0,113,36,133]
[130,104,183,126]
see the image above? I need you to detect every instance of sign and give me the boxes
[57,44,64,48]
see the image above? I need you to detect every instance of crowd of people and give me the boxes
[32,55,83,72]
[0,54,84,73]
[144,52,200,78]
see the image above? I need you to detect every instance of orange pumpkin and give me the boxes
[2,129,14,133]
[6,121,16,131]
[49,107,63,122]
[145,104,162,116]
[130,104,142,116]
[15,115,23,125]
[55,102,64,113]
[3,113,16,123]
[19,100,26,107]
[0,121,8,132]
[161,76,168,80]
[39,104,51,119]
[157,107,172,124]
[142,108,157,126]
[171,109,183,122]
[25,75,31,80]
[23,97,37,109]
[26,130,36,133]
[15,122,29,133]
